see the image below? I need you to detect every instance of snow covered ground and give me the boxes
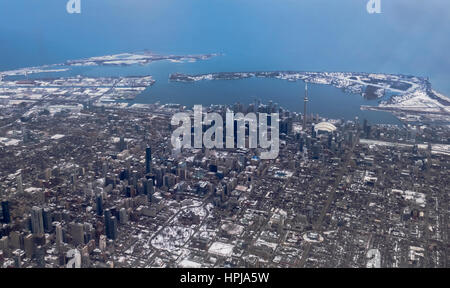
[208,242,235,257]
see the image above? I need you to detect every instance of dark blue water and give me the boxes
[132,59,402,124]
[1,0,448,124]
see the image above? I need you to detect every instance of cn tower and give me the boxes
[303,83,308,131]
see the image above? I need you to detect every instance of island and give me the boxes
[0,52,218,106]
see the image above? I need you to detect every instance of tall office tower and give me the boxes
[306,135,312,150]
[55,223,63,251]
[312,142,321,159]
[145,147,152,174]
[96,194,103,216]
[119,208,128,225]
[104,209,112,239]
[141,178,147,195]
[147,179,154,203]
[110,216,118,240]
[303,83,309,131]
[1,200,11,224]
[119,136,126,152]
[105,209,117,240]
[24,234,34,258]
[16,174,23,194]
[31,206,44,235]
[42,208,53,233]
[70,222,84,246]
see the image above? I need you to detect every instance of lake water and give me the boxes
[126,58,402,124]
[23,56,401,124]
[1,0,448,125]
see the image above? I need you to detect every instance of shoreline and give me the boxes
[1,52,449,126]
[169,71,450,126]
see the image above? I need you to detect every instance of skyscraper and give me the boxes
[55,223,63,251]
[303,83,309,131]
[110,216,118,240]
[119,136,126,152]
[31,206,44,235]
[96,194,103,216]
[119,208,128,225]
[70,222,84,246]
[42,208,53,233]
[147,178,154,202]
[104,209,111,239]
[1,200,11,224]
[145,147,152,174]
[104,209,117,240]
